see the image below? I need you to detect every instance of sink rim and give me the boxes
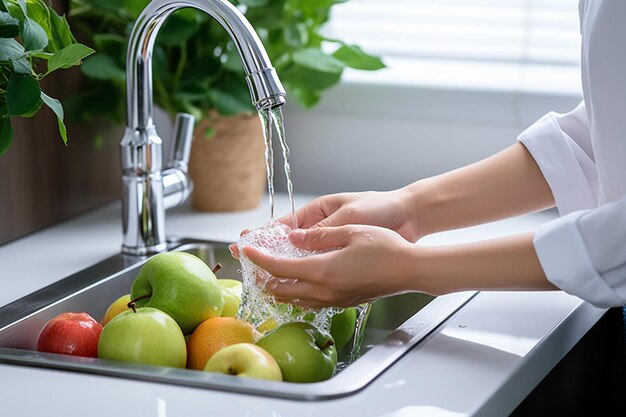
[0,238,476,400]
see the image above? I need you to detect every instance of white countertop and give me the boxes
[0,195,605,417]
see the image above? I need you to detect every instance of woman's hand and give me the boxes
[229,189,422,259]
[279,190,422,242]
[241,225,419,308]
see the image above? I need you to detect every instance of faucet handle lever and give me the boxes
[167,113,195,170]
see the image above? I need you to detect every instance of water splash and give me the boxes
[236,222,340,333]
[349,303,373,363]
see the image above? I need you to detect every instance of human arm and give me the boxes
[242,225,555,309]
[401,142,555,237]
[245,196,626,309]
[268,141,555,243]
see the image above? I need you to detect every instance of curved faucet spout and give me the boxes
[120,0,285,255]
[126,0,286,131]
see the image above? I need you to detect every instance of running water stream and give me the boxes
[254,106,367,365]
[258,107,297,226]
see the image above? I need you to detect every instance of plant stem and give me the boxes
[173,42,187,94]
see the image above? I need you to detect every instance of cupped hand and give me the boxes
[230,189,420,259]
[278,190,421,242]
[241,225,419,308]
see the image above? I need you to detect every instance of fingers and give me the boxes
[241,246,318,282]
[277,203,323,229]
[228,243,239,259]
[229,229,251,259]
[288,226,354,251]
[268,280,353,309]
[266,278,320,302]
[277,195,344,229]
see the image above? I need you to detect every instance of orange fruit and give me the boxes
[187,317,260,370]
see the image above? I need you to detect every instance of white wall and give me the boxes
[274,82,581,195]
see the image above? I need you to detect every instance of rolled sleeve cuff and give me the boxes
[534,212,623,308]
[518,113,596,215]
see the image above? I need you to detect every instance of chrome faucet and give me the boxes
[120,0,286,255]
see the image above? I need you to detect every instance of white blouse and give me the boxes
[518,0,626,307]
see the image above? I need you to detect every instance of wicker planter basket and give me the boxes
[188,113,266,211]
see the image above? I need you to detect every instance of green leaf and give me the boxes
[123,0,151,20]
[292,48,345,73]
[26,0,51,39]
[287,86,320,108]
[282,63,342,90]
[81,54,126,82]
[46,9,76,53]
[332,44,385,71]
[222,44,243,73]
[7,74,42,117]
[12,55,31,74]
[209,89,253,116]
[14,0,26,16]
[0,37,24,61]
[238,0,270,6]
[244,2,285,29]
[283,22,308,48]
[46,43,95,74]
[0,37,29,72]
[0,116,13,155]
[5,2,24,22]
[93,34,126,59]
[0,11,18,38]
[90,0,126,13]
[21,17,48,50]
[41,91,67,145]
[158,12,201,46]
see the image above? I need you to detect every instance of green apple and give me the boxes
[217,279,242,317]
[98,307,186,368]
[256,322,337,383]
[131,252,224,334]
[330,307,357,351]
[102,294,131,326]
[203,343,282,381]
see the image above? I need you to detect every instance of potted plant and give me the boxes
[0,0,94,156]
[67,0,384,211]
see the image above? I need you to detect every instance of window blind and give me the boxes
[325,0,582,94]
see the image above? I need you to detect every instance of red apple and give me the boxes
[36,312,103,358]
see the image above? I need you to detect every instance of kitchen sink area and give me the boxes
[0,238,475,400]
[0,200,609,416]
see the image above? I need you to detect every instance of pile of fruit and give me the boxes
[35,252,357,383]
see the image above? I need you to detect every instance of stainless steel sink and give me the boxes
[0,239,475,400]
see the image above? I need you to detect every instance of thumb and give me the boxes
[288,226,352,251]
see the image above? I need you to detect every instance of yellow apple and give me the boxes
[217,279,243,317]
[102,294,131,326]
[203,343,282,381]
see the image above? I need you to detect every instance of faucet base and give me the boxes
[122,242,168,256]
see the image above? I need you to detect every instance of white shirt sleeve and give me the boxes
[518,102,598,215]
[534,198,626,307]
[512,2,626,307]
[518,102,625,307]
